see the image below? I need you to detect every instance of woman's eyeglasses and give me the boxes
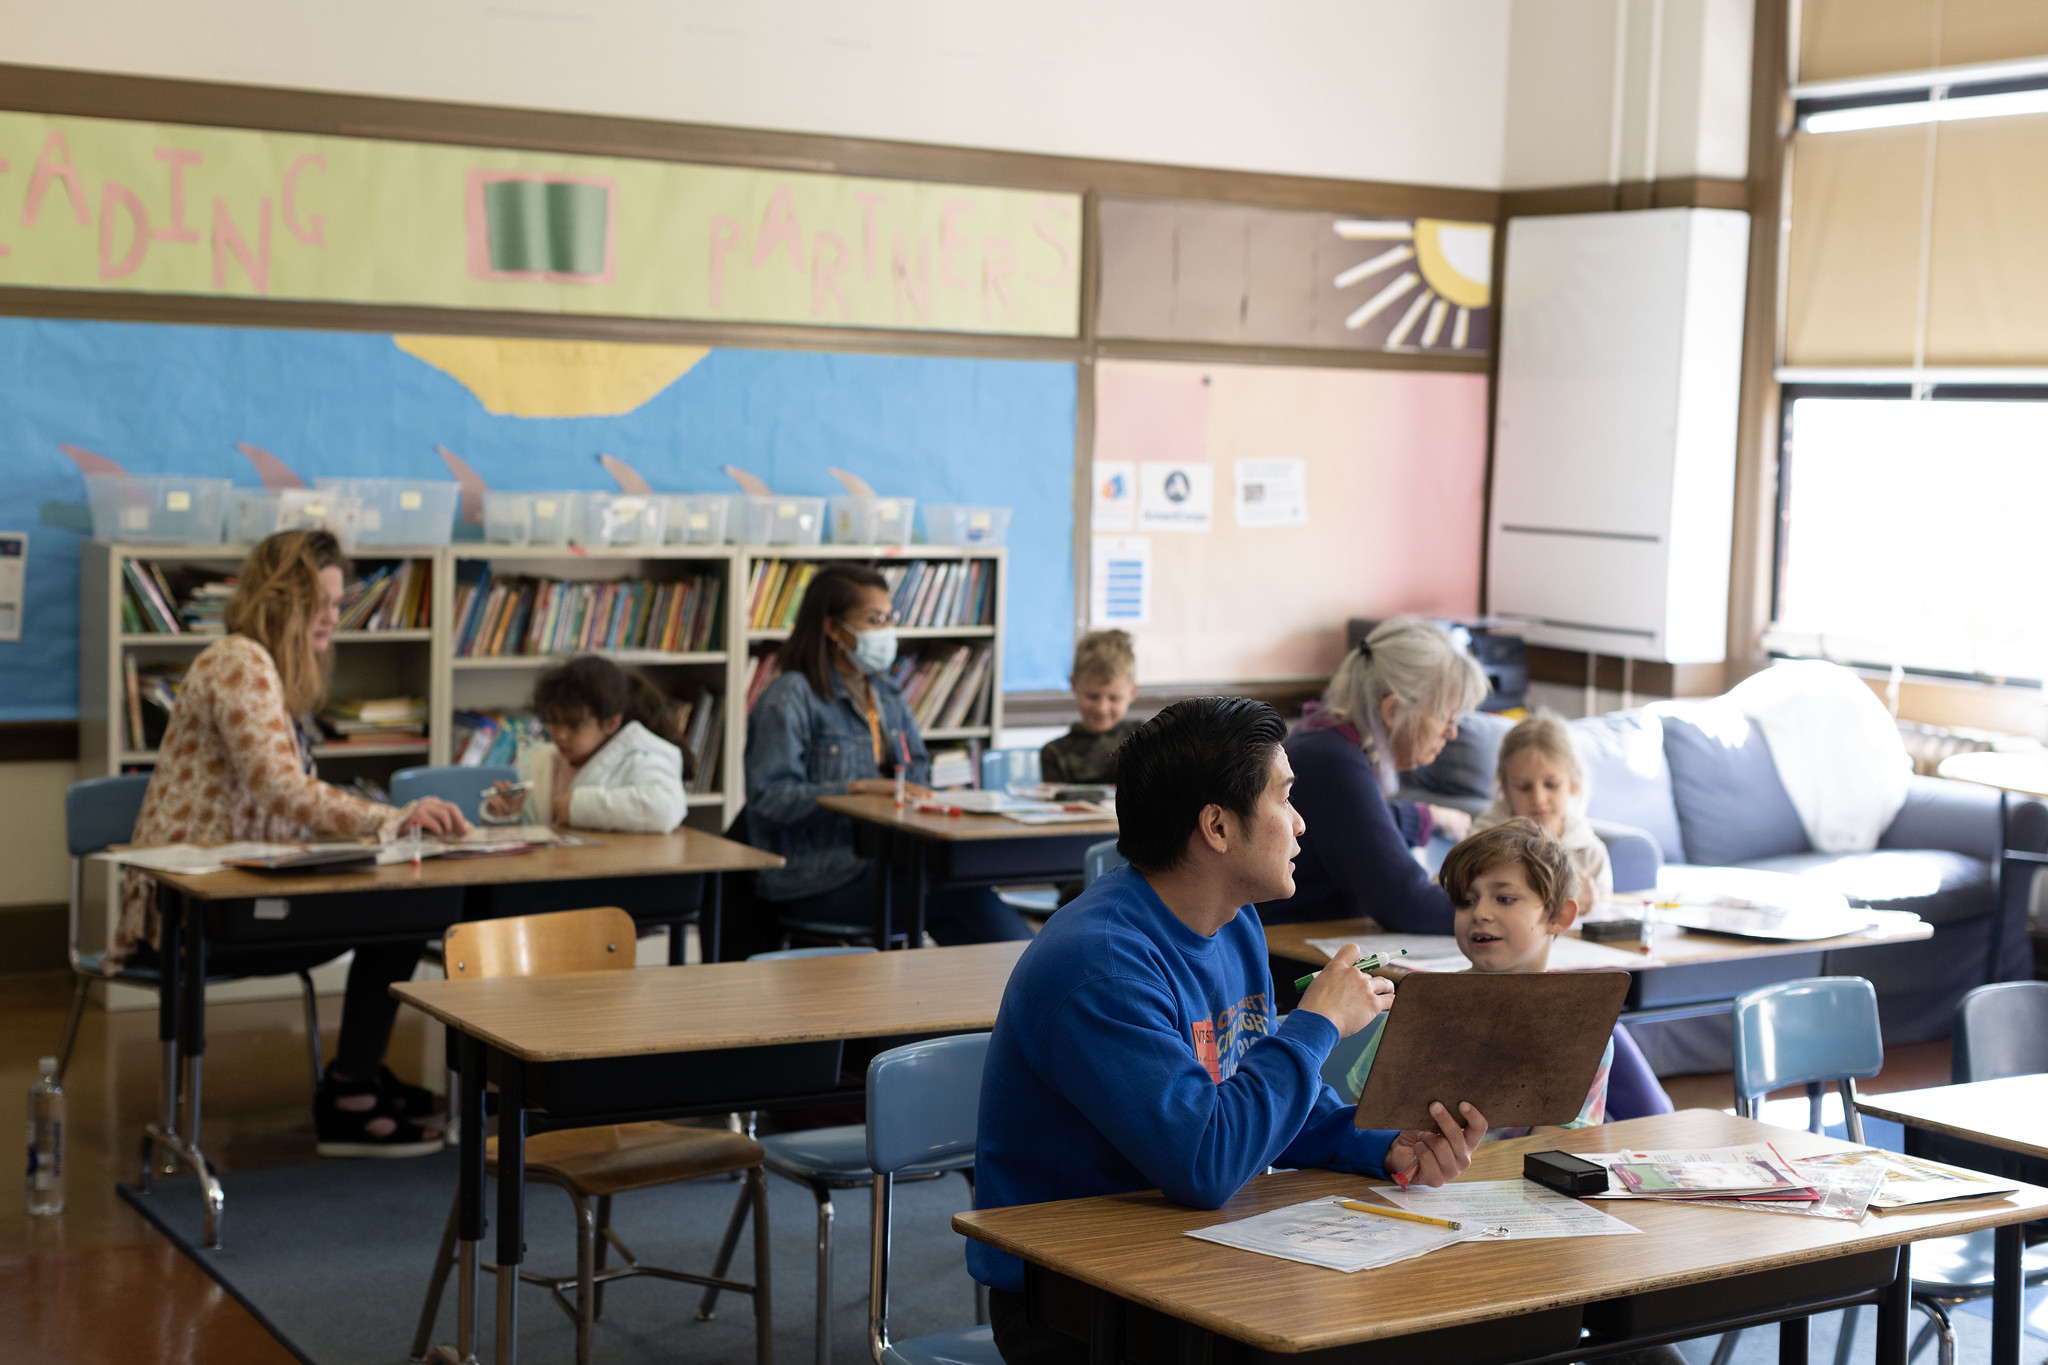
[842,609,901,629]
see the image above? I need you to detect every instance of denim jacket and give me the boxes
[745,667,931,901]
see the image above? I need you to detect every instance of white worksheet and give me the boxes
[1185,1197,1465,1272]
[1378,1179,1643,1239]
[1302,933,1658,972]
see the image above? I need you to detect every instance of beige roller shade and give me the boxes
[1801,0,2048,83]
[1926,114,2048,362]
[1784,126,1929,366]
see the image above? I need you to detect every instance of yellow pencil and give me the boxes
[1337,1199,1461,1231]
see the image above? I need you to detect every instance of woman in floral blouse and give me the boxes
[120,530,468,1156]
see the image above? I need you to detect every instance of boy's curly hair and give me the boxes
[1438,819,1577,920]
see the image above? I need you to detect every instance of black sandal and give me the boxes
[375,1065,442,1120]
[315,1074,443,1159]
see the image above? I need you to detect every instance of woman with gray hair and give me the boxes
[1259,616,1491,929]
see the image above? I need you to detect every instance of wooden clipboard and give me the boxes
[1352,971,1630,1131]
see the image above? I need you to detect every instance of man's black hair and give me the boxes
[1113,696,1287,873]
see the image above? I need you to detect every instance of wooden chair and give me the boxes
[409,907,772,1365]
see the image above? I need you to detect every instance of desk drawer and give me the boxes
[201,887,466,945]
[463,873,703,924]
[1627,953,1824,1009]
[520,1041,844,1118]
[1582,1247,1895,1338]
[939,834,1101,883]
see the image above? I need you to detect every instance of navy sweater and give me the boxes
[1258,725,1457,931]
[967,865,1395,1293]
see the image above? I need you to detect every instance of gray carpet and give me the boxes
[119,1150,2045,1365]
[121,1144,985,1365]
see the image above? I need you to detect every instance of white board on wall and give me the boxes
[1092,360,1488,685]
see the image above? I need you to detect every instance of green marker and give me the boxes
[1293,949,1406,994]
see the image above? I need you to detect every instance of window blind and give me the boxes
[1800,0,2048,84]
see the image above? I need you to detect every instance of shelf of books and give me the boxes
[739,546,1005,791]
[441,546,742,831]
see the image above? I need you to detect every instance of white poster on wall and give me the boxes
[1092,460,1135,531]
[1090,535,1151,626]
[1234,458,1308,527]
[1138,461,1213,532]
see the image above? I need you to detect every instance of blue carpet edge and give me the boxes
[117,1181,323,1365]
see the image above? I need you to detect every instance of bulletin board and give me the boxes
[1090,359,1487,685]
[0,317,1076,718]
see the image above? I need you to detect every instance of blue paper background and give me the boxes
[0,317,1076,719]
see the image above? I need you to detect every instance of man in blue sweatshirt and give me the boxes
[969,696,1490,1364]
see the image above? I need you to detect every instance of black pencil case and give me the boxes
[1525,1149,1609,1195]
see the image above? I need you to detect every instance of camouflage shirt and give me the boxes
[1038,717,1143,785]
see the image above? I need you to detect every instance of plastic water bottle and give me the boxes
[25,1056,64,1216]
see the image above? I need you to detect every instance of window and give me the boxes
[1771,390,2048,681]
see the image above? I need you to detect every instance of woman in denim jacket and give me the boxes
[744,564,1033,944]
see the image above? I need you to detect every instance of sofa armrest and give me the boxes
[1591,819,1663,895]
[1878,774,2018,860]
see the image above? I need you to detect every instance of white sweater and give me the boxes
[513,720,688,833]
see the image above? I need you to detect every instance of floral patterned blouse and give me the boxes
[113,633,414,969]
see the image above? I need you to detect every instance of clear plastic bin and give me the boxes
[526,492,577,546]
[829,495,916,545]
[741,495,826,546]
[230,488,362,549]
[574,493,667,547]
[665,494,732,546]
[484,491,576,546]
[313,478,460,546]
[923,504,1011,547]
[86,475,231,543]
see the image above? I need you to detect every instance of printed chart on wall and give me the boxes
[0,318,1076,718]
[1091,360,1486,684]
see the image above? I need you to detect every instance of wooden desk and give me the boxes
[954,1110,2048,1365]
[1263,915,1933,1020]
[399,941,1024,1365]
[127,829,781,1250]
[816,793,1117,947]
[1856,1075,2048,1163]
[1935,751,2048,983]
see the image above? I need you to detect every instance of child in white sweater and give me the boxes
[1469,712,1613,906]
[486,655,689,833]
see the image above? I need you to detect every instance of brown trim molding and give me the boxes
[1004,678,1329,730]
[1500,177,1749,219]
[0,903,66,976]
[0,63,1500,220]
[1095,339,1489,374]
[0,721,80,763]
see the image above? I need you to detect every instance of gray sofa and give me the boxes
[1402,701,2042,1070]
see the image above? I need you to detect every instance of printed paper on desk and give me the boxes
[1090,535,1151,626]
[1234,458,1307,527]
[1092,460,1135,531]
[1377,1180,1642,1239]
[1186,1197,1464,1273]
[1138,461,1212,532]
[1302,933,1656,972]
[92,842,306,875]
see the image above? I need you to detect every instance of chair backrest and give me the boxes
[1083,838,1126,888]
[443,906,636,979]
[67,773,154,857]
[1954,981,2048,1082]
[749,945,878,962]
[979,747,1041,792]
[390,764,520,822]
[1730,976,1884,1106]
[866,1032,991,1175]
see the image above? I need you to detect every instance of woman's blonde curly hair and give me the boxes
[223,529,351,715]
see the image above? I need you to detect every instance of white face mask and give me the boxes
[843,626,898,675]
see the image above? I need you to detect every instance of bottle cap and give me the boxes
[37,1056,58,1074]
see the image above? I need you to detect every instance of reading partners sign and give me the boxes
[0,111,1082,337]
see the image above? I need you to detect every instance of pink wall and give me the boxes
[1093,359,1487,684]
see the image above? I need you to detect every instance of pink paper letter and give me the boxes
[211,196,273,294]
[811,230,849,318]
[982,235,1016,321]
[751,185,805,272]
[938,199,975,287]
[891,234,931,325]
[24,131,88,228]
[1030,197,1074,287]
[281,153,326,246]
[853,191,885,280]
[98,181,150,279]
[709,214,741,306]
[150,147,202,242]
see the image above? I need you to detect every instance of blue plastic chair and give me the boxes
[868,1033,1000,1365]
[1952,981,2048,1082]
[732,945,972,1365]
[978,748,1041,793]
[390,763,519,823]
[1721,977,2048,1365]
[1082,838,1126,888]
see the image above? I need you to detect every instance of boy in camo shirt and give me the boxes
[1039,629,1142,784]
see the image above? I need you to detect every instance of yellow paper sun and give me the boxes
[1331,218,1494,350]
[394,336,711,417]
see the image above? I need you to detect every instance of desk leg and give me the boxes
[1990,791,2012,985]
[1088,1288,1122,1365]
[494,1053,526,1365]
[1780,1313,1808,1365]
[140,890,180,1190]
[1994,1222,2021,1365]
[912,842,929,950]
[874,829,895,950]
[1874,1246,1912,1365]
[454,1032,488,1365]
[707,872,723,965]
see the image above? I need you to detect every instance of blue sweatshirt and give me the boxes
[966,865,1397,1292]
